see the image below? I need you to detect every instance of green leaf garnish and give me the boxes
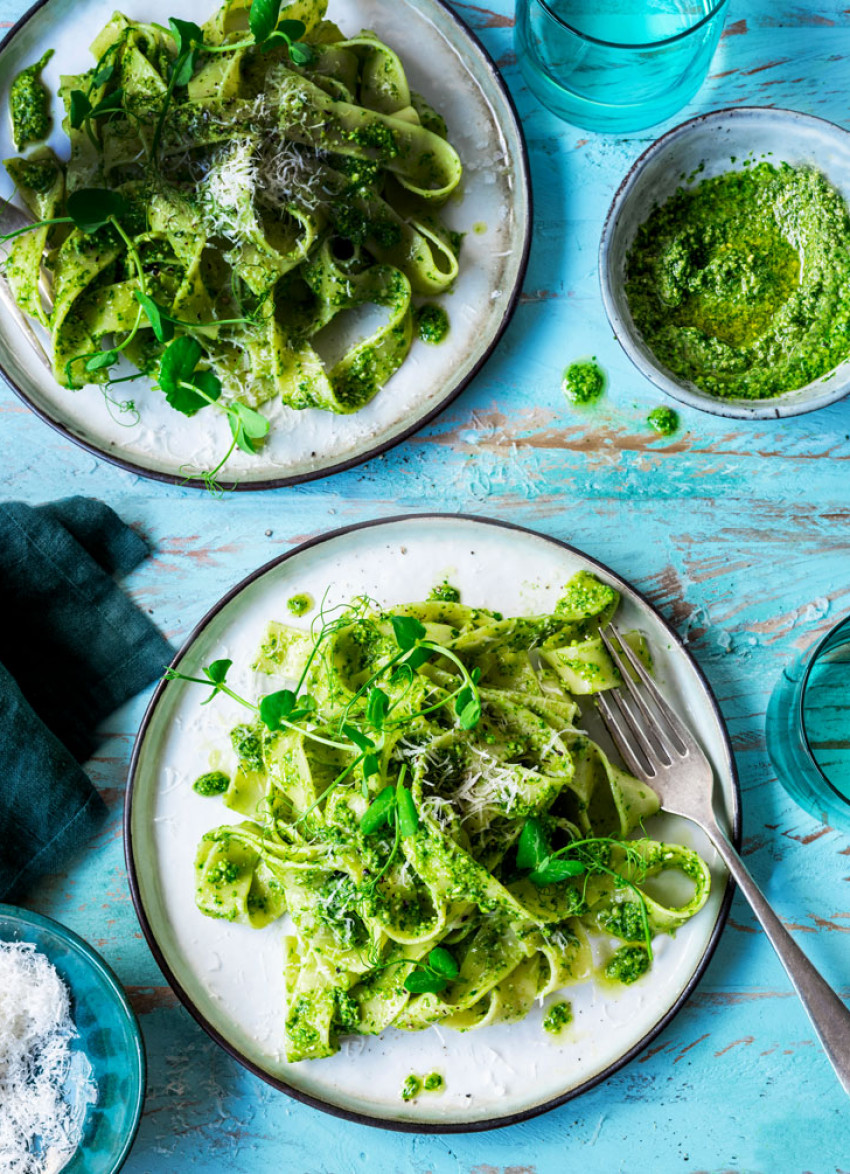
[205,659,232,684]
[427,947,459,979]
[390,614,426,651]
[404,969,448,995]
[85,348,119,372]
[249,0,283,43]
[92,61,115,86]
[366,687,389,730]
[529,857,586,885]
[341,723,375,752]
[158,336,212,414]
[66,188,127,233]
[69,90,92,129]
[228,401,270,455]
[516,816,550,871]
[135,291,175,343]
[360,785,395,835]
[396,779,419,838]
[258,688,296,730]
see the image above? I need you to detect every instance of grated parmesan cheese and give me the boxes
[0,942,98,1174]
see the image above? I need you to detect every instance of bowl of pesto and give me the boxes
[599,106,850,419]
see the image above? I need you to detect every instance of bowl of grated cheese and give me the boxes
[0,905,145,1174]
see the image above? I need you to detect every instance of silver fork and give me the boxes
[0,200,52,370]
[596,621,850,1094]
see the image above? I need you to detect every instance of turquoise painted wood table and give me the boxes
[2,0,849,1169]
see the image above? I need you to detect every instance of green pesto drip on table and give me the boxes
[10,50,53,150]
[287,593,314,617]
[193,770,230,797]
[542,1000,572,1036]
[427,581,460,603]
[415,303,450,345]
[605,945,650,985]
[625,162,850,400]
[647,406,679,435]
[401,1074,422,1102]
[562,359,605,405]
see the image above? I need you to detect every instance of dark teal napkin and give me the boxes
[0,498,174,901]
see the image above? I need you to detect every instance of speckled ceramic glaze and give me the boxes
[599,106,850,420]
[126,514,739,1131]
[0,0,530,487]
[0,904,146,1172]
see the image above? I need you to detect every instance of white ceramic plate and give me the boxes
[0,1,530,487]
[127,515,739,1131]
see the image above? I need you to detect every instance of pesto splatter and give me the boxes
[428,582,460,603]
[647,406,679,435]
[563,359,605,405]
[415,303,449,344]
[423,1072,444,1092]
[287,593,314,617]
[10,50,54,150]
[401,1074,421,1102]
[625,162,850,399]
[605,945,650,985]
[543,1000,572,1035]
[193,770,230,796]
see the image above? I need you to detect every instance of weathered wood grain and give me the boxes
[3,0,850,1170]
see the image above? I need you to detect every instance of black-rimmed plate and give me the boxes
[0,0,530,488]
[126,514,739,1131]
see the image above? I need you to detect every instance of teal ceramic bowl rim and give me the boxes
[0,902,146,1173]
[798,612,850,811]
[533,0,728,50]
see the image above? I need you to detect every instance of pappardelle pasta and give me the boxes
[168,573,711,1063]
[2,0,462,484]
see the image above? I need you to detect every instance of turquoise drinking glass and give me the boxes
[514,0,728,133]
[767,615,850,830]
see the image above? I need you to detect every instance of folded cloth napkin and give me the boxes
[0,497,174,901]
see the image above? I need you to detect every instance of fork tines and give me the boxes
[594,622,690,781]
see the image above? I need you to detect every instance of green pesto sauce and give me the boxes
[428,581,460,603]
[401,1074,421,1102]
[193,770,230,796]
[423,1072,444,1092]
[415,303,449,345]
[605,945,650,985]
[625,162,850,399]
[10,50,54,150]
[542,1000,572,1036]
[287,592,314,617]
[562,359,605,405]
[647,406,679,435]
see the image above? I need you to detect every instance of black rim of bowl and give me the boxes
[0,1,532,490]
[125,512,741,1134]
[598,104,850,422]
[0,902,147,1171]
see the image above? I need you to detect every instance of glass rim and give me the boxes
[531,0,730,50]
[797,610,850,809]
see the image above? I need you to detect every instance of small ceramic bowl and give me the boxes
[0,904,146,1173]
[599,106,850,420]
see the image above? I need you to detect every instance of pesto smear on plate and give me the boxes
[625,162,850,399]
[9,50,53,150]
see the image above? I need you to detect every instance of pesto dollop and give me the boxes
[287,592,313,617]
[543,1000,572,1035]
[401,1074,421,1102]
[647,406,679,435]
[605,945,650,985]
[625,162,850,399]
[563,359,604,404]
[10,50,53,150]
[415,303,449,344]
[423,1072,444,1092]
[428,582,460,603]
[193,770,230,797]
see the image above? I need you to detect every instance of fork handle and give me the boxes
[709,827,850,1094]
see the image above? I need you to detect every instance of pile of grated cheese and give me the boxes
[0,942,98,1174]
